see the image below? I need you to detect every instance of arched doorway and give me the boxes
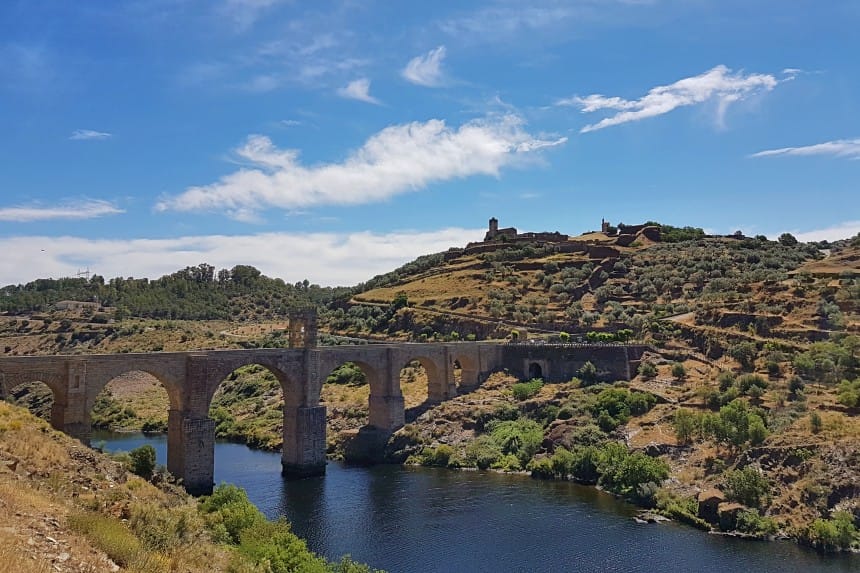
[528,362,543,380]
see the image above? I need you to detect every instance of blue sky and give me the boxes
[1,0,858,286]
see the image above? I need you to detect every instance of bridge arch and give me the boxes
[449,352,479,390]
[88,370,173,433]
[1,371,67,429]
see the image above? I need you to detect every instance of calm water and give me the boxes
[94,431,859,573]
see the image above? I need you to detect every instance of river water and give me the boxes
[93,431,859,573]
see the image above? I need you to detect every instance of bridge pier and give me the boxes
[167,410,216,495]
[369,394,405,432]
[282,405,327,478]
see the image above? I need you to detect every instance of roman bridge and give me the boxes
[0,342,648,494]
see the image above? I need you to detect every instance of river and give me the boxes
[93,430,859,573]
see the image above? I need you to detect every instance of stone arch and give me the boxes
[3,378,56,422]
[199,355,304,415]
[86,368,181,414]
[450,353,479,390]
[1,371,66,429]
[528,361,544,380]
[398,356,435,406]
[319,360,376,431]
[88,370,174,432]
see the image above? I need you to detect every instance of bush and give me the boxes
[671,363,686,380]
[801,511,858,553]
[722,467,770,508]
[511,378,544,401]
[465,435,502,470]
[810,411,823,433]
[837,379,860,407]
[128,445,156,480]
[487,418,544,467]
[735,509,778,537]
[578,361,599,385]
[638,362,657,379]
[326,363,367,386]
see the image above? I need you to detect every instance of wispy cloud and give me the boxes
[402,46,447,87]
[0,200,124,222]
[0,228,486,287]
[219,0,283,32]
[787,221,860,243]
[441,4,575,40]
[156,114,566,220]
[751,139,860,160]
[70,129,112,141]
[558,65,781,133]
[336,78,380,104]
[0,43,54,93]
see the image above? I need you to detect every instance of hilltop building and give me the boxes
[482,217,568,243]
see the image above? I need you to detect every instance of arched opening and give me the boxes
[452,359,463,388]
[209,363,287,451]
[452,354,479,390]
[320,361,371,433]
[528,362,543,380]
[4,380,54,422]
[400,359,432,422]
[91,371,170,433]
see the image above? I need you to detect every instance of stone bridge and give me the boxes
[0,342,647,494]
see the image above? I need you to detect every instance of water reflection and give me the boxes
[95,431,859,573]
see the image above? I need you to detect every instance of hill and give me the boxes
[1,221,859,552]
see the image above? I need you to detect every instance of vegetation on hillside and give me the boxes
[0,401,381,572]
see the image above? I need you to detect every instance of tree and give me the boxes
[723,466,770,508]
[638,362,657,379]
[778,233,798,246]
[671,362,686,380]
[673,409,698,444]
[559,331,570,343]
[128,444,156,480]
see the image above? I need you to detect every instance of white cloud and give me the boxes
[0,228,486,287]
[336,78,380,104]
[558,65,780,133]
[788,221,860,243]
[0,200,124,222]
[70,129,112,140]
[156,114,566,219]
[750,139,860,160]
[402,46,447,87]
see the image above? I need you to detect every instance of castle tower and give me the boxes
[485,217,499,241]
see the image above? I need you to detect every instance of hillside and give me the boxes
[0,401,380,572]
[2,222,859,553]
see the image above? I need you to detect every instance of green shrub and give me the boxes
[487,418,544,467]
[128,445,156,480]
[735,509,778,537]
[801,512,858,553]
[837,379,860,407]
[199,484,265,544]
[511,378,544,401]
[528,457,554,479]
[671,363,686,380]
[722,467,770,508]
[638,362,657,379]
[418,444,456,467]
[326,363,367,386]
[238,519,329,573]
[465,435,502,470]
